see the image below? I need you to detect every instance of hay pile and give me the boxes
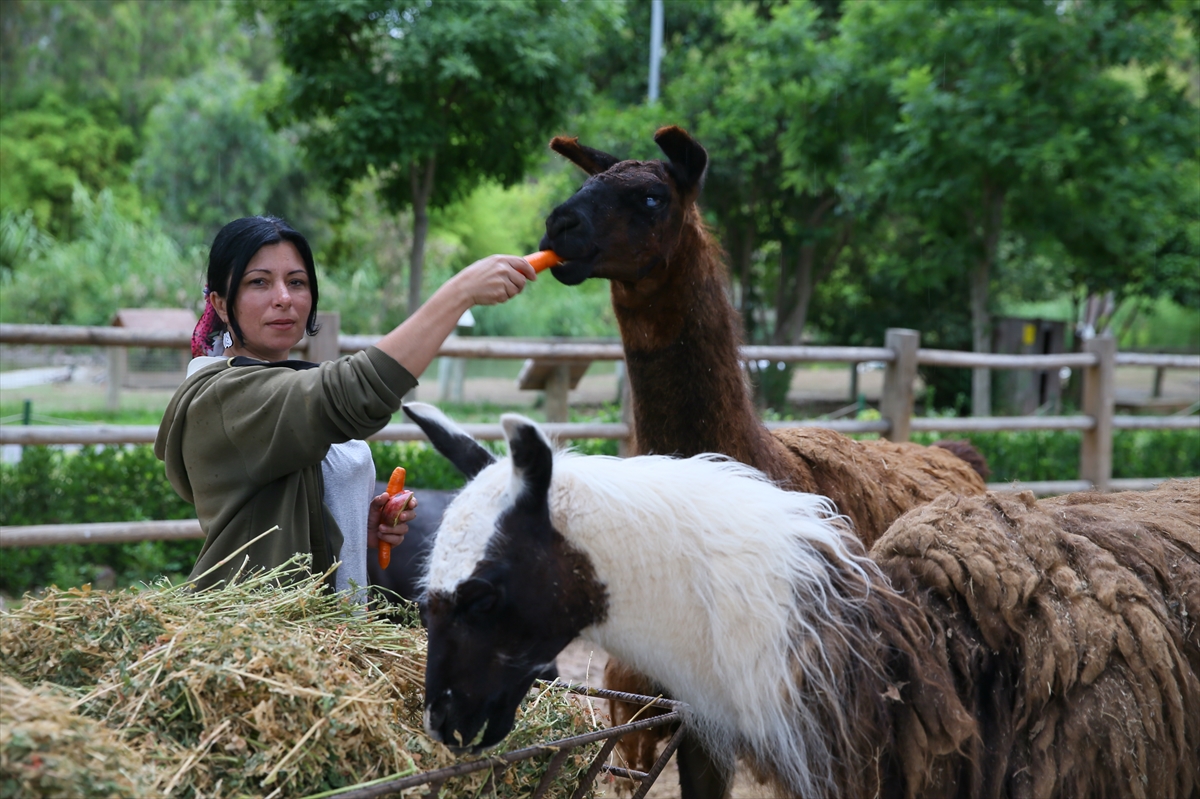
[0,558,601,798]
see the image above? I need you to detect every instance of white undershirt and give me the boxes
[321,440,375,602]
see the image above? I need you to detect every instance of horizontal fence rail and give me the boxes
[3,323,1197,537]
[1,519,203,547]
[14,413,1195,448]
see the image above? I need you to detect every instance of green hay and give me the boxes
[0,557,601,798]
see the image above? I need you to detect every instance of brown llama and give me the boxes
[539,125,989,793]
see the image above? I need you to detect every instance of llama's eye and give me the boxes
[465,591,497,617]
[645,196,660,208]
[457,580,500,618]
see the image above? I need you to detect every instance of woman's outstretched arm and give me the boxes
[374,255,536,378]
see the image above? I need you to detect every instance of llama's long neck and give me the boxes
[550,456,906,796]
[610,211,792,484]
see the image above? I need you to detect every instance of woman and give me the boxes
[155,216,536,593]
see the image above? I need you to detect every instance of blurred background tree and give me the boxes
[0,0,1194,409]
[255,0,610,316]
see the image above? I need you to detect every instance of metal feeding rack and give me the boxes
[330,684,687,799]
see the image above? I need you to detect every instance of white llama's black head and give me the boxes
[402,404,608,752]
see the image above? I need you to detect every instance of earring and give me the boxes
[222,331,233,350]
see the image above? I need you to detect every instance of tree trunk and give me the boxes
[408,156,437,317]
[970,182,1005,417]
[772,194,840,346]
[734,218,753,326]
[773,240,814,345]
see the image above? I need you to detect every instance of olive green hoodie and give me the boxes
[154,347,417,590]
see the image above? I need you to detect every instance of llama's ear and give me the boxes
[550,136,621,176]
[403,402,495,480]
[500,413,553,511]
[654,126,708,199]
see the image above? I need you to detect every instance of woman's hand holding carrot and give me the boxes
[367,482,420,563]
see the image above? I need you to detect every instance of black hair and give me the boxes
[206,216,320,348]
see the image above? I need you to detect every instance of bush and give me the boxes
[912,428,1200,484]
[368,441,471,491]
[0,445,199,596]
[0,188,202,327]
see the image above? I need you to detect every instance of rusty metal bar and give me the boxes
[601,764,650,780]
[630,722,688,799]
[529,748,574,799]
[569,736,622,799]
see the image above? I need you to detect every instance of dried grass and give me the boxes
[0,557,601,799]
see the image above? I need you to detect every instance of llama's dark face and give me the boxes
[541,126,708,286]
[402,404,608,753]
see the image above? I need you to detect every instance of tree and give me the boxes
[672,1,877,348]
[136,63,305,246]
[0,94,137,236]
[260,0,605,315]
[1,0,266,135]
[840,0,1196,414]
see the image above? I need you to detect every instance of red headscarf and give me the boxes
[191,286,221,358]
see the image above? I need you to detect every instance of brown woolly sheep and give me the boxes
[867,479,1200,799]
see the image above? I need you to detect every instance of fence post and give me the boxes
[881,328,919,442]
[1080,335,1115,491]
[544,364,571,423]
[307,311,340,363]
[106,346,126,411]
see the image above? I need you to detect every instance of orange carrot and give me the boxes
[524,250,563,272]
[378,467,408,569]
[387,466,406,496]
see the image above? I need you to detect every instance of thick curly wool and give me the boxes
[872,480,1200,799]
[772,427,986,547]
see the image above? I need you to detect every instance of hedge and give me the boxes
[1,430,1193,595]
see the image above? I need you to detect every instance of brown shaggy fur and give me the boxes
[543,127,990,778]
[839,479,1200,799]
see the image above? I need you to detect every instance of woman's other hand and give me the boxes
[368,490,418,551]
[450,255,536,306]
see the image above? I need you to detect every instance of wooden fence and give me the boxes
[2,319,1197,547]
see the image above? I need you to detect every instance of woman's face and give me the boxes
[211,242,313,362]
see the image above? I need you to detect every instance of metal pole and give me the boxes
[648,0,663,103]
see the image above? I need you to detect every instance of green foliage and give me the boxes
[261,0,604,207]
[367,442,468,491]
[1115,296,1200,353]
[0,445,199,596]
[136,63,314,247]
[1112,429,1200,480]
[0,94,139,236]
[912,429,1200,484]
[0,208,50,272]
[837,0,1196,325]
[0,188,201,325]
[0,0,271,133]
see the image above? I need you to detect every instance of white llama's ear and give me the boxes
[403,402,495,479]
[654,125,708,199]
[500,414,553,511]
